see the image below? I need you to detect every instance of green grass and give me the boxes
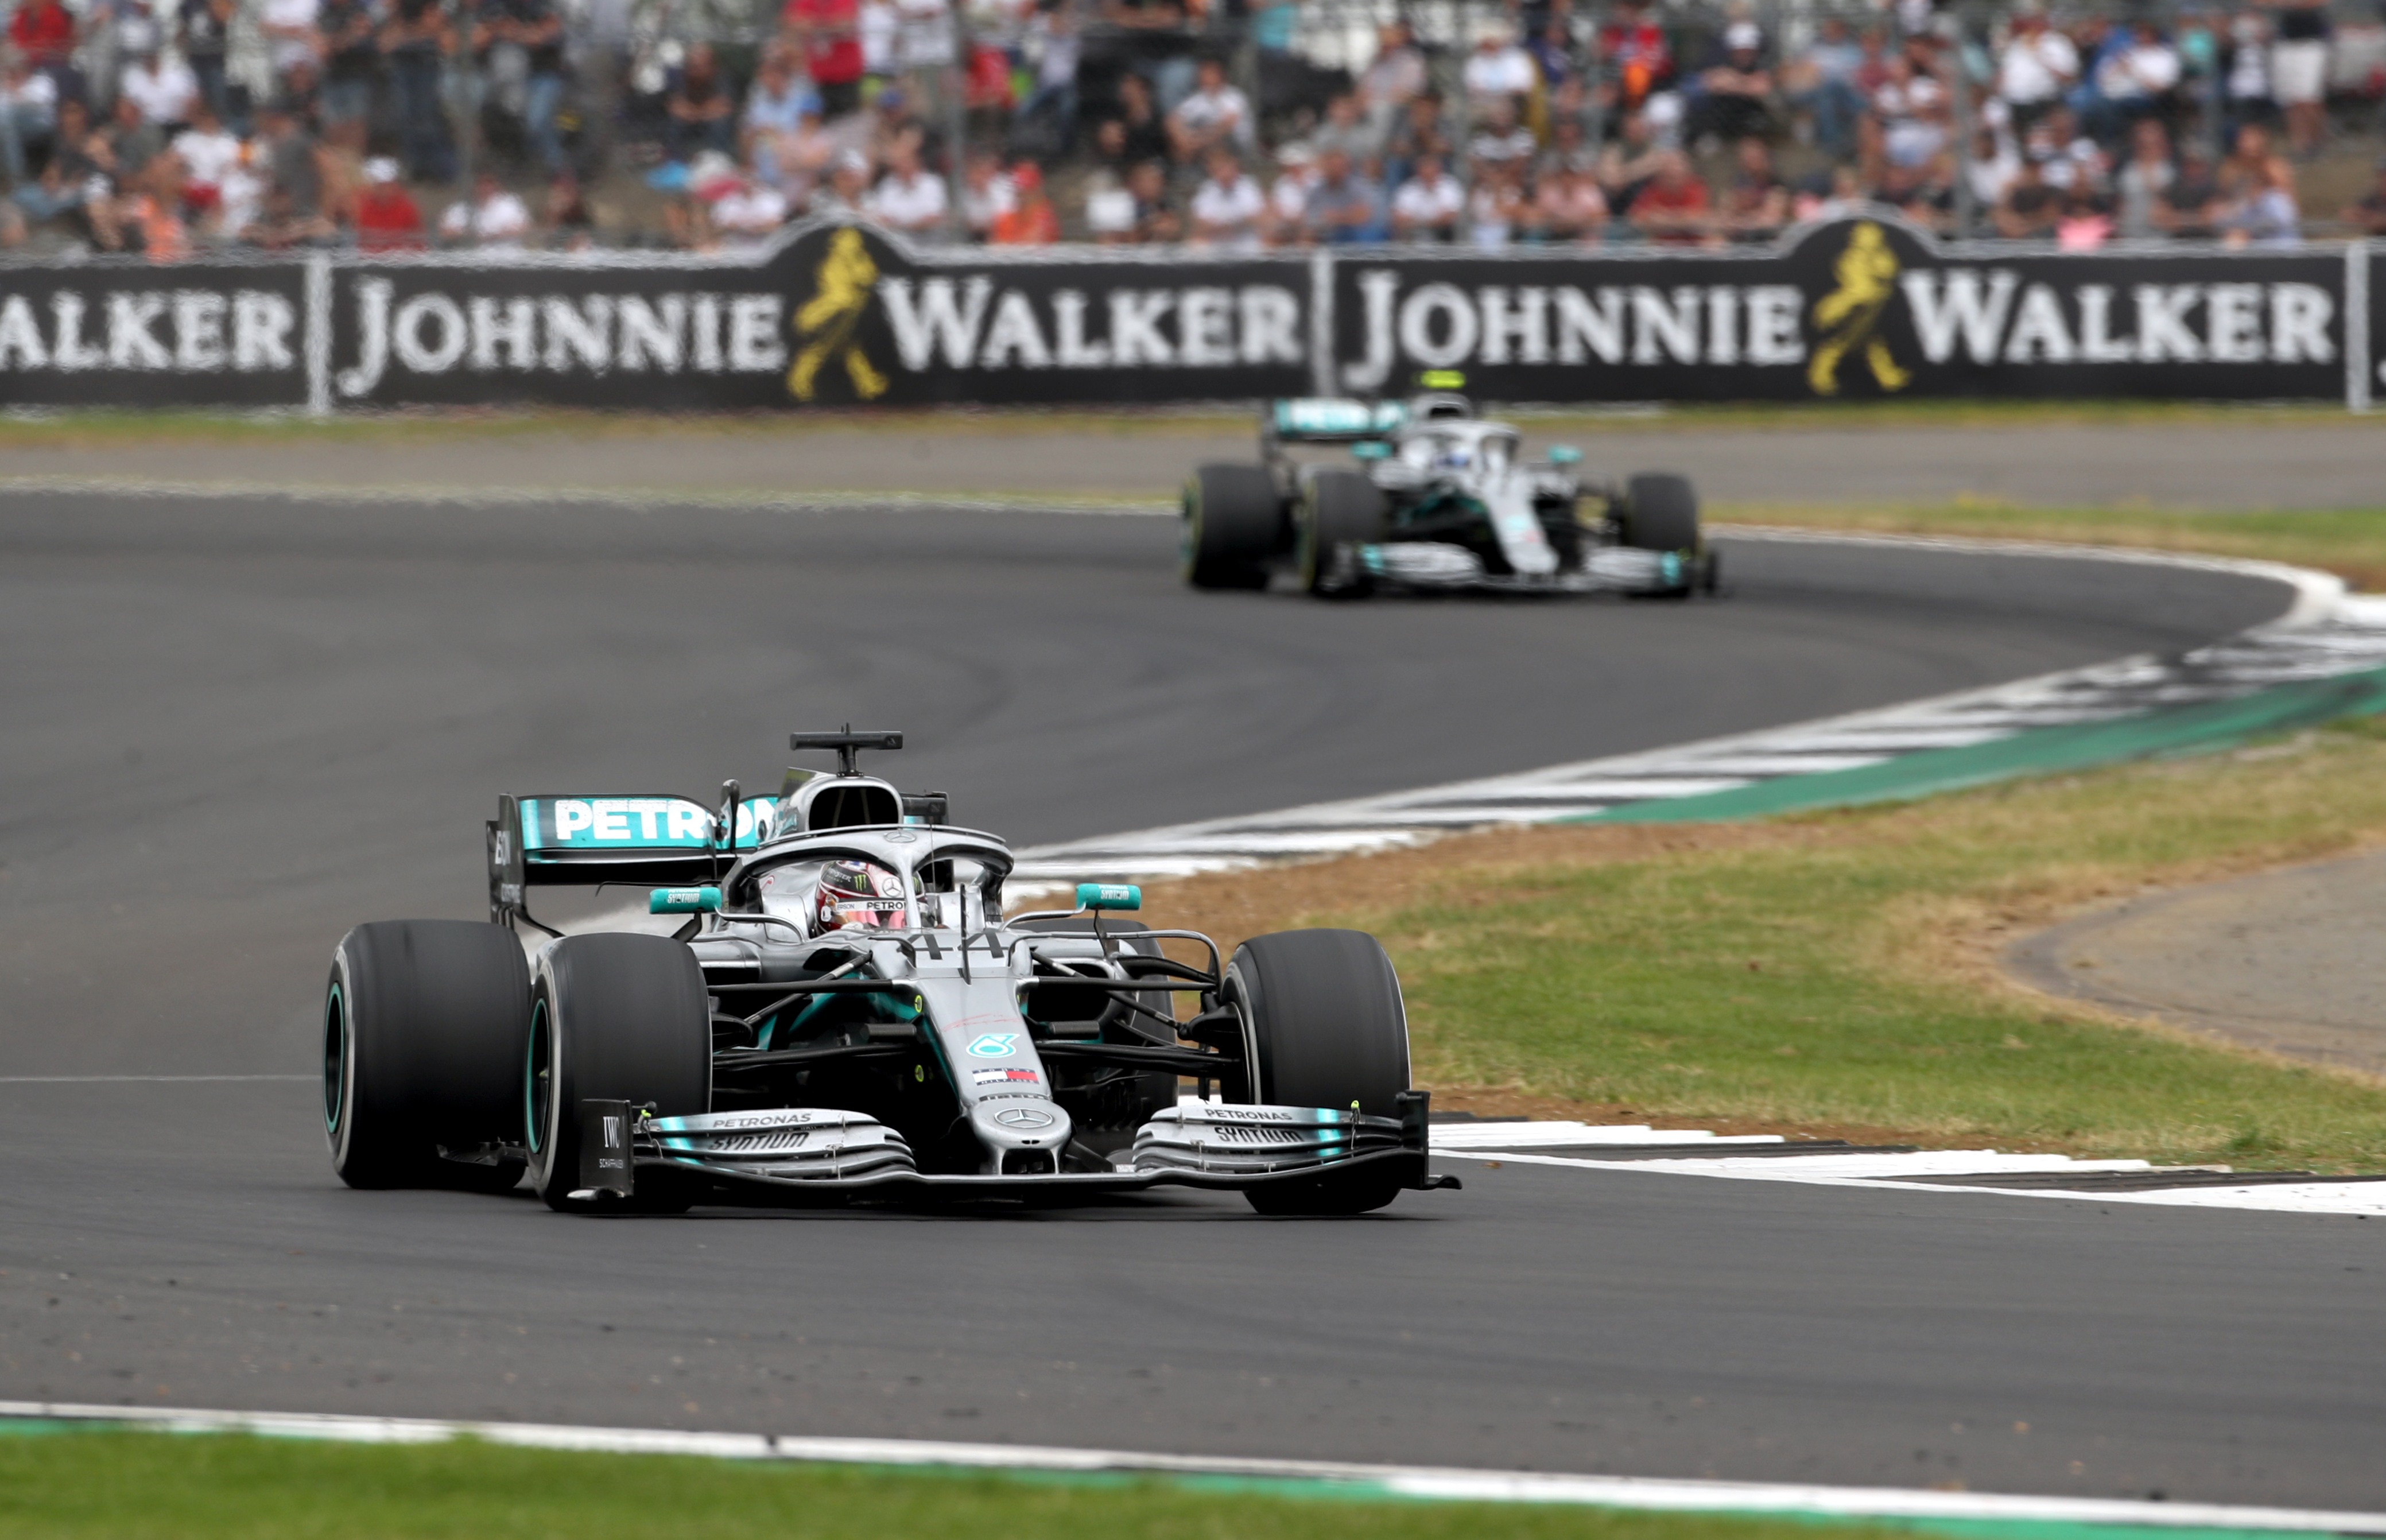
[0,1428,1906,1540]
[1177,719,2386,1170]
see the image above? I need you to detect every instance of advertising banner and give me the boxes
[0,214,2370,411]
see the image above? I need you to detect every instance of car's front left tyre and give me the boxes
[325,920,531,1192]
[525,932,712,1213]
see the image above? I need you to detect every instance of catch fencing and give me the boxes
[0,212,2373,411]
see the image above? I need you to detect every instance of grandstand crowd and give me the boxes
[6,0,2386,254]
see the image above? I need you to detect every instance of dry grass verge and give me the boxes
[1136,718,2386,1169]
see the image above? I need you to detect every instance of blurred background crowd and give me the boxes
[6,0,2386,256]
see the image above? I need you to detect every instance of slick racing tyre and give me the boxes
[325,920,531,1192]
[1226,929,1411,1215]
[1617,472,1702,596]
[1182,464,1283,590]
[526,933,711,1213]
[1297,471,1387,598]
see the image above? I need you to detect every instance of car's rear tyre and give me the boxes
[526,933,712,1213]
[1298,471,1387,598]
[1227,929,1411,1215]
[1183,464,1282,590]
[325,920,531,1192]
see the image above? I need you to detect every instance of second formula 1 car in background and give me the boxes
[1183,393,1718,600]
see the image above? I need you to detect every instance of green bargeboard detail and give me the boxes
[1584,666,2386,826]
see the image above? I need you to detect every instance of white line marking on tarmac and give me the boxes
[3,1399,2380,1534]
[1437,1122,2386,1217]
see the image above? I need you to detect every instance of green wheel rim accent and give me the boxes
[321,983,345,1135]
[525,998,550,1157]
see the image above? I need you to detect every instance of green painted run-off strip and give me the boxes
[1584,667,2386,826]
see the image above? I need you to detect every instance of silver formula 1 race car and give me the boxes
[323,730,1454,1216]
[1184,394,1717,599]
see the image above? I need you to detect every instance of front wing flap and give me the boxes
[600,1094,1447,1200]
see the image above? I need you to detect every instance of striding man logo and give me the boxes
[1807,221,1912,397]
[789,226,890,402]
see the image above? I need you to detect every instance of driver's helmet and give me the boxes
[814,858,909,932]
[1429,437,1472,472]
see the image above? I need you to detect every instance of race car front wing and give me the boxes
[569,1093,1456,1202]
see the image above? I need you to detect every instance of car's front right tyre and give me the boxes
[525,932,712,1213]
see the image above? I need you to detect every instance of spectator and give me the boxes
[1012,2,1078,155]
[744,49,814,181]
[1389,150,1461,240]
[784,0,864,119]
[253,97,319,216]
[487,0,567,174]
[2343,159,2386,235]
[243,181,335,246]
[2267,0,2329,157]
[95,92,165,186]
[1539,114,1595,176]
[177,0,233,118]
[541,169,593,248]
[1468,95,1537,170]
[1463,17,1537,108]
[667,42,736,164]
[1996,1,2078,133]
[1302,146,1384,244]
[1964,125,2019,213]
[1877,160,1950,231]
[353,154,425,249]
[1533,162,1608,243]
[2115,118,2174,239]
[2156,142,2222,236]
[1114,72,1168,165]
[2091,21,2181,145]
[2221,11,2272,123]
[123,151,190,259]
[2218,156,2299,245]
[2057,187,2113,250]
[1167,56,1251,164]
[1380,91,1445,183]
[1597,107,1667,210]
[1717,137,1787,240]
[1122,157,1180,242]
[1869,55,1950,183]
[863,139,946,238]
[1528,13,1579,94]
[858,0,897,86]
[1783,15,1864,158]
[13,96,93,232]
[1466,158,1526,247]
[1307,91,1382,164]
[893,0,953,99]
[1993,154,2062,239]
[1597,0,1673,110]
[810,146,873,215]
[170,98,239,218]
[2026,106,2106,193]
[990,160,1057,242]
[122,40,199,129]
[317,0,379,130]
[712,167,790,251]
[382,0,455,181]
[0,51,59,187]
[1627,149,1712,245]
[9,0,76,75]
[1263,141,1316,243]
[260,0,324,84]
[1359,21,1426,127]
[1686,21,1774,148]
[959,149,1011,238]
[440,170,530,245]
[1188,143,1263,248]
[2220,122,2292,203]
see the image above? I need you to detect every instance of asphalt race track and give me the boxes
[5,491,2374,1510]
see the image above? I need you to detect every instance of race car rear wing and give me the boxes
[487,792,779,920]
[1263,397,1409,447]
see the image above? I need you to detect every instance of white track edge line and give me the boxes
[3,1399,2380,1534]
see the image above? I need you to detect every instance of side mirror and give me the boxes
[1352,440,1391,461]
[650,886,723,914]
[1076,882,1142,912]
[1547,445,1583,466]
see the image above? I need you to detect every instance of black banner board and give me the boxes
[0,213,2373,411]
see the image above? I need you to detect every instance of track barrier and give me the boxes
[0,212,2372,412]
